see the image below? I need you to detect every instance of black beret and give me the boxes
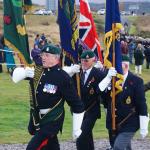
[80,50,95,59]
[41,44,61,54]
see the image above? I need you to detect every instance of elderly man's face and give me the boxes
[81,57,95,70]
[122,62,129,75]
[40,52,59,68]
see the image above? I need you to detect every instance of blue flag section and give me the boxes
[58,0,79,64]
[104,0,123,94]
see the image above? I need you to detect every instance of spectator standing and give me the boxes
[31,44,42,66]
[41,33,46,41]
[39,40,46,50]
[121,40,128,55]
[144,44,150,69]
[134,43,144,75]
[34,34,40,46]
[128,40,136,64]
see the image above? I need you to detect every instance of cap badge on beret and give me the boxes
[80,50,95,59]
[42,44,61,54]
[46,47,49,52]
[86,55,89,59]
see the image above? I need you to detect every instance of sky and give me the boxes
[0,0,150,5]
[32,0,150,5]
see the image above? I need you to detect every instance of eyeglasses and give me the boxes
[40,53,56,58]
[81,59,90,62]
[40,53,49,57]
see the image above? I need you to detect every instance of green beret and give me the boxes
[80,50,95,59]
[41,44,61,54]
[122,55,129,62]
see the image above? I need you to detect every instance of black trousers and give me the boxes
[0,65,2,73]
[146,61,150,69]
[26,133,60,150]
[76,114,97,150]
[108,129,117,148]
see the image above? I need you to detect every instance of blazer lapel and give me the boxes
[84,67,94,86]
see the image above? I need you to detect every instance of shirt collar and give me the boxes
[83,67,92,76]
[123,71,128,83]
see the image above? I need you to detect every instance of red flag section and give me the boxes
[79,0,103,62]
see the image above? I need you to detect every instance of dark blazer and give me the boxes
[144,81,150,92]
[81,67,105,118]
[134,49,144,65]
[29,65,84,136]
[103,71,148,132]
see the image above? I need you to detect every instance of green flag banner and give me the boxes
[3,0,32,66]
[24,0,32,12]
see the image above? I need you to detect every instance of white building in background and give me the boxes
[46,0,57,12]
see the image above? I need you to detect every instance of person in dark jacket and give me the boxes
[99,55,149,150]
[128,40,136,64]
[144,45,150,69]
[76,50,116,150]
[121,40,128,55]
[144,81,150,92]
[12,44,84,150]
[134,43,144,75]
[31,44,42,66]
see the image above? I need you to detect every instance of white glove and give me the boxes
[98,67,117,91]
[12,67,26,83]
[94,61,103,69]
[12,67,34,83]
[107,67,117,79]
[25,67,35,78]
[72,112,84,140]
[63,64,80,77]
[140,115,149,139]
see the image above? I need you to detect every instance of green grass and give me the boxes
[129,24,137,35]
[0,64,150,144]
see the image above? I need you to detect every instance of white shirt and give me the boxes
[122,71,128,87]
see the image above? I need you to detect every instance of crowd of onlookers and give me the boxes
[0,33,150,76]
[120,34,150,75]
[30,33,61,66]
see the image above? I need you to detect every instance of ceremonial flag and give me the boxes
[79,0,103,62]
[58,0,79,64]
[24,0,32,12]
[104,0,123,94]
[3,0,32,66]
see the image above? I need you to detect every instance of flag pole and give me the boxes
[76,73,81,97]
[112,23,116,130]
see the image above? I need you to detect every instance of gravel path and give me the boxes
[0,138,150,150]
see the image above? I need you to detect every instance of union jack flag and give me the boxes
[79,0,103,62]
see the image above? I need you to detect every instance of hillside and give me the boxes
[0,2,150,47]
